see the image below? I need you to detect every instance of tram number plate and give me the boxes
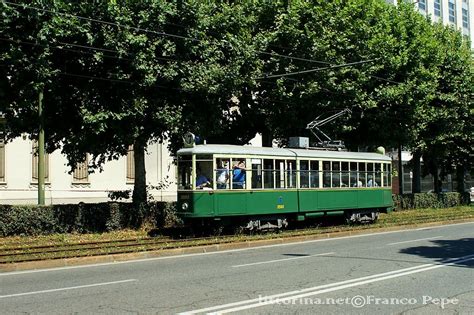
[277,204,285,209]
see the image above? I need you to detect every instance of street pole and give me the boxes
[398,144,404,195]
[38,89,45,205]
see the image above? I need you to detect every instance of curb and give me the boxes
[1,218,474,273]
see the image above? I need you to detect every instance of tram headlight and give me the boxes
[181,202,189,211]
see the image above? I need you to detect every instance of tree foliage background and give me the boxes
[0,0,472,205]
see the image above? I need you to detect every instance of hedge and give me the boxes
[0,202,178,237]
[1,192,470,236]
[392,192,470,210]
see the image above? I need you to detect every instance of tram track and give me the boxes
[0,236,238,263]
[1,210,473,264]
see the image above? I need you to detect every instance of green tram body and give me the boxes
[177,144,393,226]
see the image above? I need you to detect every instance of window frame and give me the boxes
[0,141,5,183]
[449,0,456,23]
[31,140,50,184]
[72,154,89,184]
[126,145,135,184]
[434,0,442,17]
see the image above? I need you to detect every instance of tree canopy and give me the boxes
[1,0,472,202]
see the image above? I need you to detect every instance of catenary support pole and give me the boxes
[38,89,45,205]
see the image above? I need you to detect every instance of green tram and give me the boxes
[177,144,393,230]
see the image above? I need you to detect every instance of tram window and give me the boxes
[178,158,192,190]
[358,162,367,187]
[251,158,263,189]
[367,163,375,187]
[332,161,341,188]
[263,159,274,189]
[385,163,392,187]
[350,162,359,187]
[275,159,286,189]
[375,163,382,187]
[287,160,297,188]
[300,160,309,188]
[216,158,230,189]
[341,162,349,187]
[196,159,213,190]
[388,164,392,186]
[310,160,319,188]
[323,161,331,188]
[231,158,246,189]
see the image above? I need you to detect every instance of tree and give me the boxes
[417,24,473,193]
[168,0,266,148]
[1,1,264,207]
[0,1,182,206]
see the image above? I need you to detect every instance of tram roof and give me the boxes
[177,144,391,161]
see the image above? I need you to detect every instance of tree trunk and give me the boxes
[398,144,404,195]
[456,165,465,193]
[412,150,421,193]
[132,139,147,207]
[433,167,441,193]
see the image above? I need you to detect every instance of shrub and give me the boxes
[0,201,178,236]
[393,192,470,210]
[0,205,57,236]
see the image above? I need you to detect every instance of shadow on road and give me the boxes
[400,238,474,268]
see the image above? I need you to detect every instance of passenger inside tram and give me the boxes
[196,167,211,189]
[232,160,246,189]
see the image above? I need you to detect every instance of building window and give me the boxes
[0,141,5,182]
[434,0,442,17]
[462,8,470,28]
[418,0,426,11]
[73,154,89,183]
[32,141,49,183]
[449,0,456,23]
[126,145,134,183]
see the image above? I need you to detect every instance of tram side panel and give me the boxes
[245,190,299,216]
[298,190,318,213]
[214,190,298,217]
[357,188,392,211]
[177,191,215,218]
[383,189,393,211]
[215,191,247,215]
[298,188,393,216]
[317,190,359,211]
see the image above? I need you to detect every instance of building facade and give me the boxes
[0,135,262,205]
[0,137,177,204]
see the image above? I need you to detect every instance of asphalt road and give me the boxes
[1,222,473,314]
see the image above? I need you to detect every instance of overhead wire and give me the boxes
[256,59,380,79]
[0,37,179,63]
[2,1,336,66]
[0,37,134,61]
[2,1,403,86]
[3,1,198,43]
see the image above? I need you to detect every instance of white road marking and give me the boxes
[181,254,474,314]
[232,252,335,268]
[180,263,435,315]
[387,236,443,246]
[415,227,434,231]
[0,279,138,299]
[1,221,473,277]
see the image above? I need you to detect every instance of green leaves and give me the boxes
[1,0,471,196]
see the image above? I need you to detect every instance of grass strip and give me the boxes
[1,206,472,263]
